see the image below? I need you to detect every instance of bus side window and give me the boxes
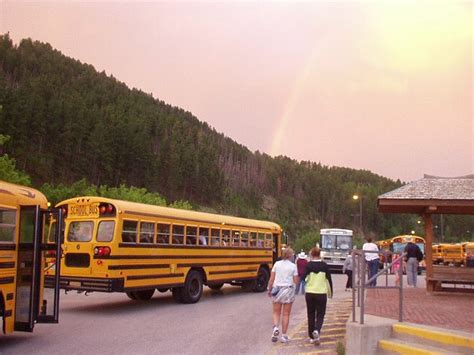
[97,221,115,242]
[257,233,265,248]
[198,227,209,246]
[122,220,138,243]
[222,229,230,246]
[172,225,184,245]
[210,228,220,246]
[140,222,154,244]
[249,232,257,247]
[241,231,249,247]
[157,223,170,244]
[0,209,16,242]
[231,230,240,247]
[186,226,197,245]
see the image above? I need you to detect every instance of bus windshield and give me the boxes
[321,235,352,250]
[393,242,425,254]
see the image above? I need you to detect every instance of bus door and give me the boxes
[37,208,62,324]
[273,233,281,264]
[14,207,62,332]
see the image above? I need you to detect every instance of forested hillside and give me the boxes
[1,34,471,246]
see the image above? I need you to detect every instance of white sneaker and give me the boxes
[271,326,280,343]
[312,330,320,344]
[280,335,289,343]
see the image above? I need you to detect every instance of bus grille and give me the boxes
[65,253,90,268]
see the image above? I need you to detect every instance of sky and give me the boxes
[1,0,472,182]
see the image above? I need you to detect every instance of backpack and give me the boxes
[416,246,423,262]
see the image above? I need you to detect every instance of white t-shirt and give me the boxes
[271,259,298,286]
[363,242,380,261]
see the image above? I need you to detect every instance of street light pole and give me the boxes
[353,194,362,236]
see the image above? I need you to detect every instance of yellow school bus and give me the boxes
[440,243,464,266]
[432,244,443,264]
[0,180,62,334]
[55,196,281,303]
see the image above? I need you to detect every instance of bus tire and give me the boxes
[208,283,224,291]
[253,267,269,292]
[126,291,137,300]
[181,270,203,304]
[1,294,5,334]
[134,289,155,300]
[157,288,169,293]
[172,287,184,303]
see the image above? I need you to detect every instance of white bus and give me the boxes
[319,229,353,272]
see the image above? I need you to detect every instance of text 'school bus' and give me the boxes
[53,196,282,303]
[319,228,353,272]
[0,180,62,334]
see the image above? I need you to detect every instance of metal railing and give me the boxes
[351,250,406,324]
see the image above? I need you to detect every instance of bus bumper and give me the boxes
[45,275,124,292]
[327,263,344,273]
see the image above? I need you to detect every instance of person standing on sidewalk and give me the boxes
[363,237,380,287]
[295,251,308,295]
[404,238,423,287]
[267,247,298,343]
[303,247,333,345]
[342,253,353,291]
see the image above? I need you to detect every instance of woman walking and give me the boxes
[342,253,353,291]
[295,251,308,295]
[303,247,333,345]
[267,247,298,343]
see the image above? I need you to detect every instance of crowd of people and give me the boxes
[267,237,424,345]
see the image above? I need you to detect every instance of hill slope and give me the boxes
[0,34,423,239]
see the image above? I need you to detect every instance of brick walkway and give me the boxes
[364,288,474,333]
[270,298,352,355]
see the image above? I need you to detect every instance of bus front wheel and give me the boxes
[134,289,155,300]
[126,291,137,300]
[181,270,203,304]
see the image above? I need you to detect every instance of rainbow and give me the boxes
[270,45,321,157]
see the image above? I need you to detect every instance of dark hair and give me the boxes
[310,247,320,258]
[366,237,373,243]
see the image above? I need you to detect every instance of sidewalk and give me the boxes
[269,296,353,355]
[364,287,474,333]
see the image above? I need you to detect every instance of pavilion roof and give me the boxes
[377,175,474,215]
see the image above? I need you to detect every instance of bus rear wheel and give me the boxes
[208,283,224,291]
[181,270,203,304]
[253,267,269,292]
[172,287,184,303]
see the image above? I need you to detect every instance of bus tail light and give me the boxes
[46,250,56,257]
[94,246,111,257]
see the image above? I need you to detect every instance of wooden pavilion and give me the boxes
[377,174,474,291]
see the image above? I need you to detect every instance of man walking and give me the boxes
[404,238,423,287]
[363,237,380,287]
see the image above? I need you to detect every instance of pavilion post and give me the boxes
[423,213,434,291]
